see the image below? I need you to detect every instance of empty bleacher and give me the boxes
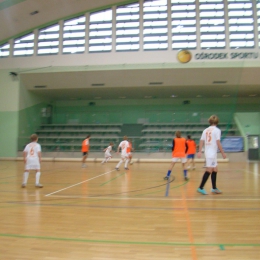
[35,123,122,152]
[139,122,238,152]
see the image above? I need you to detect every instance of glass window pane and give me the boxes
[63,16,86,54]
[0,42,10,58]
[144,0,168,50]
[89,9,112,52]
[228,0,254,49]
[116,2,140,51]
[171,0,197,49]
[38,24,60,55]
[199,0,225,49]
[13,32,34,56]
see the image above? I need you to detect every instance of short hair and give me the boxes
[110,142,114,145]
[187,135,191,139]
[86,135,91,138]
[123,136,128,140]
[175,131,181,138]
[30,134,38,141]
[208,115,219,125]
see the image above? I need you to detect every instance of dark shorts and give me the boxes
[82,152,88,156]
[187,154,195,159]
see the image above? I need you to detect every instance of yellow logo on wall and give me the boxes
[177,50,192,63]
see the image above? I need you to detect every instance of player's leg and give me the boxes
[182,158,188,180]
[82,152,87,167]
[164,159,176,180]
[197,158,213,195]
[211,166,222,194]
[124,155,130,170]
[22,170,29,188]
[115,156,125,170]
[35,168,43,188]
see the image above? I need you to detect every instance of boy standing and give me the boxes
[186,135,197,170]
[82,135,91,168]
[22,134,43,188]
[197,115,226,195]
[164,131,188,181]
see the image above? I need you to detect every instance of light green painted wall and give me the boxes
[0,69,20,157]
[0,69,19,111]
[0,111,19,157]
[0,69,50,157]
[234,112,260,152]
[53,98,259,125]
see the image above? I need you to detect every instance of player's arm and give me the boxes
[217,140,226,159]
[197,140,204,158]
[38,151,42,163]
[23,151,27,163]
[172,139,175,151]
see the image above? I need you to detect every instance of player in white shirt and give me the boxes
[115,136,130,170]
[22,134,43,188]
[197,115,226,195]
[101,142,114,164]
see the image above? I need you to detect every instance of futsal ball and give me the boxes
[177,50,192,63]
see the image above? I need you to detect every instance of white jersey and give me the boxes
[200,126,221,158]
[118,140,129,156]
[105,145,112,157]
[24,142,41,169]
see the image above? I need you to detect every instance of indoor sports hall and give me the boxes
[0,0,260,259]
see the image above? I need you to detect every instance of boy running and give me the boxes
[22,134,43,188]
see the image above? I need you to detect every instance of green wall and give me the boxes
[53,98,258,125]
[0,111,19,157]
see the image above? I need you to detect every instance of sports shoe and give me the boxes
[184,177,189,181]
[82,164,87,168]
[21,184,26,188]
[35,184,43,188]
[115,168,119,171]
[211,188,222,194]
[164,176,169,180]
[197,188,207,195]
[124,167,129,170]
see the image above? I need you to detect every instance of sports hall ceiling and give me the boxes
[2,0,260,101]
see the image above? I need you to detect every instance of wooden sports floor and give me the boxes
[0,160,260,260]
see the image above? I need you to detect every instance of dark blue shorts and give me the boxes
[187,154,195,159]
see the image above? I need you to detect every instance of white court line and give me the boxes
[44,195,260,201]
[45,170,115,197]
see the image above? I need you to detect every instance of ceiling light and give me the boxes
[213,81,227,84]
[196,95,202,97]
[249,94,257,97]
[91,83,105,86]
[222,94,230,97]
[30,10,39,15]
[171,95,177,98]
[149,82,163,85]
[144,96,152,98]
[119,96,126,99]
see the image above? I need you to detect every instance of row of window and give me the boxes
[0,0,259,57]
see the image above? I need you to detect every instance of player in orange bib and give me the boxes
[164,131,188,181]
[81,135,91,168]
[186,135,197,170]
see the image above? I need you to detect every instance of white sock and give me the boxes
[124,159,130,168]
[36,172,41,184]
[23,172,29,184]
[116,159,124,168]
